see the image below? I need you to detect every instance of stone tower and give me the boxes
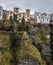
[13,7,19,14]
[25,9,30,17]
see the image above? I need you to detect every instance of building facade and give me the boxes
[1,7,53,24]
[34,11,50,24]
[7,7,31,22]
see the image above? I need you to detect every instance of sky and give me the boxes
[0,0,53,14]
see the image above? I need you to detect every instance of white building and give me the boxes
[34,11,50,24]
[0,6,3,20]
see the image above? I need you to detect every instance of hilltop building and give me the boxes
[0,6,53,24]
[34,11,50,24]
[7,7,31,22]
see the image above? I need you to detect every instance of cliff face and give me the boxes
[0,24,51,65]
[28,24,51,65]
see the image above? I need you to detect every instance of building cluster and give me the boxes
[0,5,53,24]
[0,6,31,22]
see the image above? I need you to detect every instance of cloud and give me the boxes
[0,0,53,13]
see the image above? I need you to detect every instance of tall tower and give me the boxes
[25,9,30,17]
[0,5,3,20]
[25,9,30,22]
[13,7,20,21]
[13,7,19,14]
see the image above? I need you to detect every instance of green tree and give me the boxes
[9,16,13,22]
[18,16,26,31]
[13,14,17,22]
[3,22,11,31]
[0,23,4,30]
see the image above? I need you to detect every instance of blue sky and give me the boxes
[0,0,53,14]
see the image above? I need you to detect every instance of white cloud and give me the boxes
[0,0,53,13]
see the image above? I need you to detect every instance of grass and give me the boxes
[17,32,46,65]
[0,31,10,49]
[0,31,47,65]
